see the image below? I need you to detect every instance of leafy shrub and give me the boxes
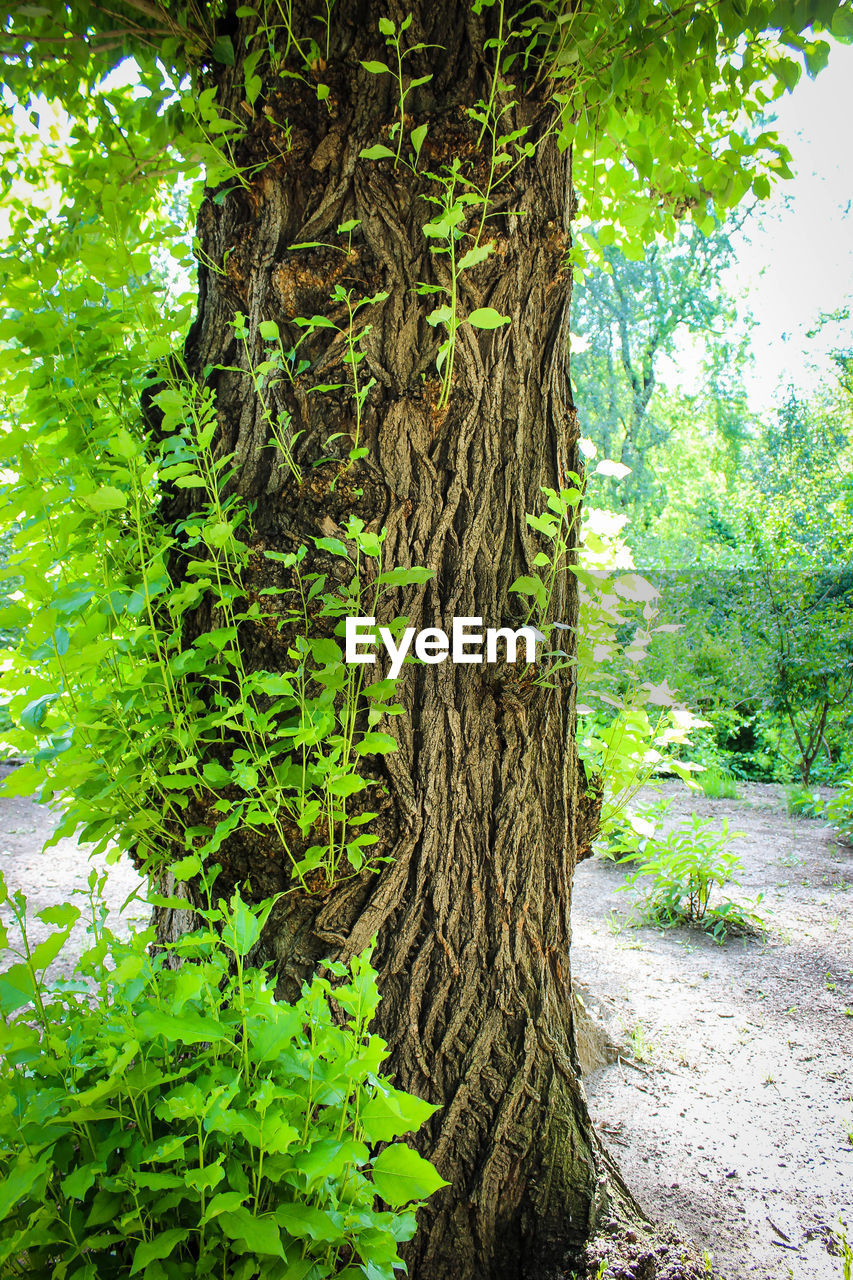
[698,768,738,800]
[826,782,853,846]
[784,783,823,819]
[594,799,671,862]
[617,814,764,940]
[0,873,445,1279]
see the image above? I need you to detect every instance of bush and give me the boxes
[0,873,444,1279]
[784,783,823,820]
[594,799,671,862]
[826,782,853,845]
[617,814,764,940]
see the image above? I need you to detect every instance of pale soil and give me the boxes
[0,765,148,974]
[1,771,851,1279]
[573,781,853,1280]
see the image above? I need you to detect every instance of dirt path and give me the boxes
[1,773,850,1277]
[0,765,147,977]
[573,781,853,1280]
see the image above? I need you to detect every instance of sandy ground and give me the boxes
[573,781,853,1280]
[0,765,147,976]
[1,771,850,1278]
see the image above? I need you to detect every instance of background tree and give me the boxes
[640,373,853,783]
[570,217,752,520]
[1,2,850,1277]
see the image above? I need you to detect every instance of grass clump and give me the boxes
[698,768,738,800]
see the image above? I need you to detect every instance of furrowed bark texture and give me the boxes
[166,1,639,1275]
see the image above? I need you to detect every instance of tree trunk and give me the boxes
[160,2,639,1275]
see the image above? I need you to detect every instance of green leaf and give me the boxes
[326,773,367,797]
[355,731,397,755]
[411,123,428,157]
[467,307,510,330]
[134,1010,231,1044]
[457,244,493,272]
[378,566,434,586]
[360,60,391,74]
[131,1228,191,1274]
[360,1088,439,1142]
[360,143,396,160]
[509,574,547,606]
[83,486,126,511]
[218,1209,285,1256]
[210,35,235,65]
[803,39,830,77]
[35,903,80,929]
[378,16,396,34]
[371,1143,448,1206]
[259,320,280,340]
[275,1202,340,1242]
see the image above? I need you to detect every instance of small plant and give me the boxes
[833,1220,852,1280]
[826,780,853,845]
[0,871,446,1277]
[627,1022,654,1064]
[699,768,738,800]
[594,799,671,862]
[618,815,764,939]
[359,15,436,171]
[784,782,823,819]
[416,159,509,409]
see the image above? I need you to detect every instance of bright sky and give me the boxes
[662,38,853,413]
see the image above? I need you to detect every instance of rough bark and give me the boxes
[159,2,640,1275]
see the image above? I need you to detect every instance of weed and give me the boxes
[627,1022,655,1064]
[359,14,437,171]
[832,1221,852,1280]
[699,767,738,799]
[617,814,766,940]
[785,783,823,819]
[0,873,445,1276]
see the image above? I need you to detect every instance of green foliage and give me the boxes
[520,0,850,270]
[0,340,430,886]
[359,14,436,171]
[784,783,823,819]
[594,798,670,861]
[833,1220,852,1280]
[0,873,445,1279]
[617,813,764,940]
[698,769,738,800]
[625,370,853,786]
[826,782,853,845]
[571,220,748,509]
